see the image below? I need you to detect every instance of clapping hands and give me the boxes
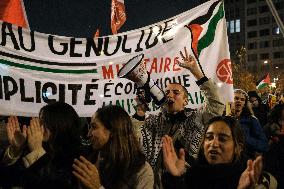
[26,117,44,152]
[238,156,263,189]
[6,116,27,152]
[162,135,186,176]
[6,116,45,154]
[72,156,101,189]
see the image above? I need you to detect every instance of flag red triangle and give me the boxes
[263,73,270,84]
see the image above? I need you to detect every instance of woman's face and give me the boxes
[88,114,110,150]
[136,105,145,117]
[204,121,235,164]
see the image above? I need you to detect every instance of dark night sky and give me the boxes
[23,0,201,38]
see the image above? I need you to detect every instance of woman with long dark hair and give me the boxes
[162,116,265,189]
[72,105,154,189]
[1,102,89,188]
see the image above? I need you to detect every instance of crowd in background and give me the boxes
[0,49,283,189]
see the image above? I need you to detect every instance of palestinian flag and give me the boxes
[256,74,270,90]
[185,0,223,59]
[184,0,234,102]
[0,0,29,28]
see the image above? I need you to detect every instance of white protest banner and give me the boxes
[0,0,233,117]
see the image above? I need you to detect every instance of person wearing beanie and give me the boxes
[248,91,269,127]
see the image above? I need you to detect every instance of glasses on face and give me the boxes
[165,89,182,96]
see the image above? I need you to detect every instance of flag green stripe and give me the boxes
[197,2,224,56]
[0,59,97,74]
[189,1,221,25]
[257,82,268,90]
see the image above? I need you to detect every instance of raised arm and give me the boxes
[2,116,27,165]
[177,46,224,122]
[22,117,46,168]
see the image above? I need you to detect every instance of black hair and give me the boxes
[39,101,82,156]
[198,116,245,165]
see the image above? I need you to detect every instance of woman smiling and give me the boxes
[72,105,154,189]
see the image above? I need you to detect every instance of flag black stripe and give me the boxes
[0,50,97,67]
[256,74,268,85]
[0,58,97,74]
[189,0,221,25]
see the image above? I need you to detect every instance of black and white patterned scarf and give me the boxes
[141,108,206,168]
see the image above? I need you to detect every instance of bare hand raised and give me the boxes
[176,47,204,80]
[237,156,263,189]
[27,117,44,152]
[162,135,186,176]
[6,116,27,150]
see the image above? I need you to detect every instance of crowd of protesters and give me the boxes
[0,48,283,189]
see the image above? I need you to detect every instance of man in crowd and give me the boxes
[248,91,269,127]
[141,47,224,189]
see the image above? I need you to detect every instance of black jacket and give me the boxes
[162,160,246,189]
[0,144,92,189]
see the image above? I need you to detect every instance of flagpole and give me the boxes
[192,52,206,77]
[266,0,284,37]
